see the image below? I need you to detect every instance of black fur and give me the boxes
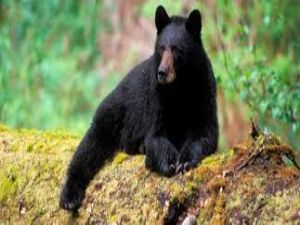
[60,6,218,213]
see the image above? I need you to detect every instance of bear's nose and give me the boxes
[158,65,169,83]
[158,70,167,78]
[157,70,167,83]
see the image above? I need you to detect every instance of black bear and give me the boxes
[60,5,218,212]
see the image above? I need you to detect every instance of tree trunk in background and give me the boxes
[218,91,248,147]
[100,0,153,76]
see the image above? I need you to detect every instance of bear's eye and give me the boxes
[159,45,166,52]
[171,45,177,52]
[171,45,184,55]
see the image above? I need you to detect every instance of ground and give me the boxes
[0,124,299,224]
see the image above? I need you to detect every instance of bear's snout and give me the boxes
[158,48,176,84]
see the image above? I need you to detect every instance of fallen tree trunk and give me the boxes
[0,124,299,224]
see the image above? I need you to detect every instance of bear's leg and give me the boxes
[176,139,205,173]
[144,136,178,176]
[60,120,118,213]
[176,135,218,173]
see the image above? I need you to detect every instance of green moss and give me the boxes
[201,154,221,166]
[0,163,28,203]
[0,124,299,224]
[0,176,17,202]
[201,149,235,167]
[113,152,129,165]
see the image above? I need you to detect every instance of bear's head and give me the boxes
[154,5,202,85]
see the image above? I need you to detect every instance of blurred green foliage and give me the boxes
[0,0,103,132]
[0,0,299,147]
[197,0,300,146]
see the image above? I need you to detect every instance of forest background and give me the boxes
[1,0,299,150]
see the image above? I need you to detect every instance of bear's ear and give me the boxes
[185,9,202,36]
[155,5,170,34]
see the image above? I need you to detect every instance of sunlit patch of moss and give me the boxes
[0,176,17,202]
[108,212,117,223]
[113,152,129,165]
[201,149,235,168]
[201,154,221,167]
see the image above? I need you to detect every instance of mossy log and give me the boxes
[0,124,300,225]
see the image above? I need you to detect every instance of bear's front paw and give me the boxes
[145,145,178,177]
[157,160,177,177]
[59,185,84,214]
[176,149,201,174]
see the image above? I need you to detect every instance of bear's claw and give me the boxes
[59,186,84,214]
[175,160,197,174]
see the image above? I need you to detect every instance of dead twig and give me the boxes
[234,145,300,173]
